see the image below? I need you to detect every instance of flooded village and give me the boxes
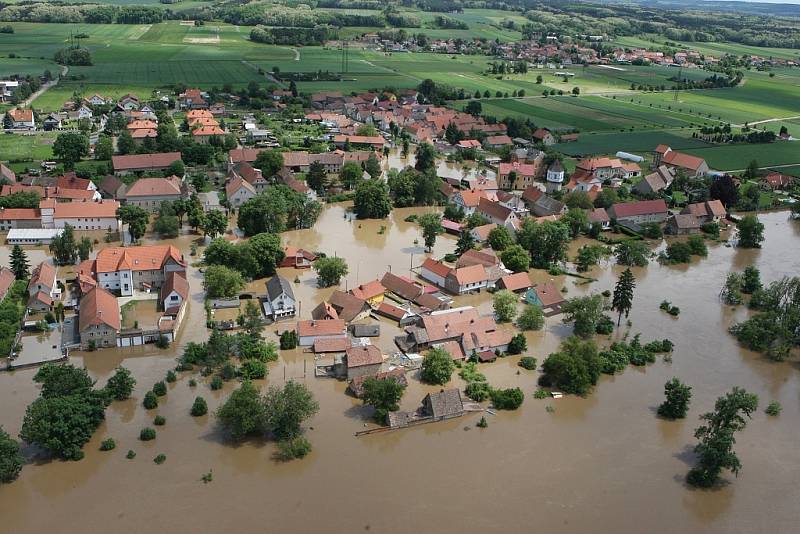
[1,92,799,534]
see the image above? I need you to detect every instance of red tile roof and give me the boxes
[79,286,121,331]
[112,152,182,171]
[29,261,56,289]
[610,199,668,219]
[534,283,565,307]
[451,264,489,286]
[95,245,185,273]
[662,150,706,172]
[421,258,452,279]
[498,272,532,292]
[345,345,383,368]
[54,200,119,219]
[313,337,351,353]
[125,177,182,197]
[350,279,385,301]
[297,319,346,338]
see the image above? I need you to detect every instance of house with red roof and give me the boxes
[86,245,186,297]
[497,161,539,190]
[79,286,121,349]
[525,283,566,316]
[653,145,709,177]
[681,199,726,224]
[123,176,184,212]
[532,128,556,145]
[420,258,452,288]
[297,319,347,346]
[444,264,490,295]
[345,345,384,379]
[279,246,317,269]
[608,199,669,226]
[496,272,533,293]
[112,152,182,176]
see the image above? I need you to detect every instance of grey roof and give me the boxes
[350,324,380,337]
[266,275,294,301]
[425,389,464,418]
[533,195,565,216]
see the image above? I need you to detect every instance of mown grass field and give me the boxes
[613,35,800,62]
[0,132,56,162]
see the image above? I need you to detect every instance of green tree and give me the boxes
[9,245,29,279]
[49,224,78,265]
[487,226,513,251]
[339,161,363,190]
[465,100,482,116]
[216,381,264,440]
[77,236,93,261]
[540,337,601,396]
[497,244,529,273]
[314,256,348,287]
[0,426,23,483]
[117,130,135,155]
[20,392,107,460]
[455,230,476,255]
[687,387,758,488]
[516,219,570,269]
[247,232,285,278]
[262,380,319,441]
[574,245,603,272]
[414,142,436,174]
[202,209,227,238]
[562,207,589,237]
[53,132,89,170]
[362,377,406,424]
[517,304,544,331]
[611,268,635,326]
[417,213,442,251]
[364,152,381,179]
[563,191,593,210]
[736,215,764,248]
[420,347,454,385]
[657,378,692,419]
[593,188,618,209]
[615,241,650,267]
[562,294,606,338]
[253,150,284,178]
[116,205,149,243]
[94,134,114,161]
[493,290,518,323]
[306,161,327,194]
[353,179,391,219]
[203,265,245,299]
[741,266,761,294]
[153,214,180,238]
[104,366,136,401]
[507,333,527,355]
[191,397,208,416]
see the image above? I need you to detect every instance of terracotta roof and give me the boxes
[54,200,119,219]
[705,199,726,217]
[32,290,53,307]
[125,177,182,197]
[654,144,671,154]
[112,152,182,171]
[228,148,265,164]
[610,199,668,219]
[56,173,92,190]
[350,279,385,301]
[437,340,465,360]
[0,267,14,300]
[0,208,38,220]
[485,135,513,145]
[226,175,256,198]
[131,128,158,139]
[471,223,497,241]
[349,369,407,398]
[498,162,537,176]
[329,290,369,323]
[498,272,532,292]
[532,128,552,140]
[588,207,610,224]
[421,258,452,279]
[9,108,33,122]
[127,120,157,130]
[456,189,487,207]
[534,283,565,307]
[193,126,225,136]
[522,185,544,204]
[477,197,513,222]
[662,150,706,171]
[345,345,383,368]
[297,319,346,338]
[95,245,185,274]
[313,337,351,353]
[79,286,121,331]
[456,248,499,268]
[160,271,189,302]
[670,214,701,230]
[29,261,56,289]
[381,300,414,320]
[187,110,213,119]
[451,264,489,286]
[413,292,446,311]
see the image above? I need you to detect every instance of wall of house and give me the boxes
[126,195,182,213]
[81,323,118,349]
[53,216,119,231]
[347,362,381,380]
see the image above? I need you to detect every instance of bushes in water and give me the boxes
[152,381,167,397]
[490,388,524,410]
[659,300,680,316]
[139,428,156,441]
[518,357,538,370]
[153,415,166,426]
[191,397,208,417]
[274,436,312,461]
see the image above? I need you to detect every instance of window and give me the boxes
[170,295,179,301]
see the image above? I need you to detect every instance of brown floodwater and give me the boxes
[1,208,799,534]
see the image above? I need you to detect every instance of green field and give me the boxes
[684,142,800,171]
[0,132,56,162]
[553,130,713,157]
[613,35,800,62]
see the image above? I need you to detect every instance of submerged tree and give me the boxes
[657,378,692,419]
[9,245,29,280]
[611,268,636,326]
[687,387,758,488]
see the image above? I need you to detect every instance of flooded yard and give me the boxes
[1,207,799,533]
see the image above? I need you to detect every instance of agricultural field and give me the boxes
[0,132,56,165]
[683,142,800,171]
[553,130,713,157]
[613,35,800,62]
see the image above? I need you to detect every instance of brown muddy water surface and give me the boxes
[1,207,799,533]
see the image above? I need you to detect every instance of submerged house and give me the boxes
[264,275,296,321]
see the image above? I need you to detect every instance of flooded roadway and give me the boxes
[0,208,799,533]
